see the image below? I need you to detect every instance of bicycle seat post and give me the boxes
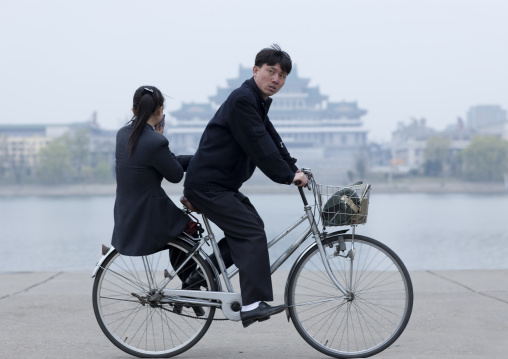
[201,214,235,292]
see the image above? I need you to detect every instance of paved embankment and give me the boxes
[1,270,507,359]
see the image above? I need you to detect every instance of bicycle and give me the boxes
[92,169,413,358]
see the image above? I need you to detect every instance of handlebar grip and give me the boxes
[294,180,301,186]
[296,182,308,205]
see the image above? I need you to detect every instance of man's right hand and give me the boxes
[292,171,308,187]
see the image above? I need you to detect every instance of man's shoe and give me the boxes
[173,303,205,317]
[240,302,286,328]
[183,269,208,290]
[173,269,207,316]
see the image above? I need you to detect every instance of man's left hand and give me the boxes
[292,171,308,187]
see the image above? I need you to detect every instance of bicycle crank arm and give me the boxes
[161,289,242,321]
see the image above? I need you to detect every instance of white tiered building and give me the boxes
[168,66,369,170]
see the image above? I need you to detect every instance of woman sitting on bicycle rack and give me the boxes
[111,86,194,275]
[184,44,308,328]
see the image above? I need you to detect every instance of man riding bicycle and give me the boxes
[184,44,308,328]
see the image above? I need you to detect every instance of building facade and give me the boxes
[0,119,116,183]
[467,105,507,130]
[388,117,480,175]
[168,65,369,170]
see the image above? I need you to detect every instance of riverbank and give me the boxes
[0,180,506,196]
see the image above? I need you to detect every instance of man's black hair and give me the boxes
[254,44,292,75]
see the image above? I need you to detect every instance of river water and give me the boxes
[1,191,507,273]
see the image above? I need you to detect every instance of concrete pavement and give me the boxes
[1,270,507,359]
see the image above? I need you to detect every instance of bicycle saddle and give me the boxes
[180,196,201,214]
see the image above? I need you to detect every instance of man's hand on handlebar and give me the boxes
[292,171,309,187]
[299,168,312,178]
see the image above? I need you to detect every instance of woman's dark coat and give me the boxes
[111,123,191,256]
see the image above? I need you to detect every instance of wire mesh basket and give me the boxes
[316,183,371,226]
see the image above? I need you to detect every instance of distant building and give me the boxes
[441,117,476,167]
[475,122,508,141]
[0,131,51,180]
[467,105,508,141]
[390,118,437,170]
[0,117,115,182]
[87,115,117,168]
[467,105,507,130]
[368,142,392,170]
[388,116,477,174]
[0,123,73,181]
[168,65,369,170]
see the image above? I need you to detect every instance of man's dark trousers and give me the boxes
[183,188,273,305]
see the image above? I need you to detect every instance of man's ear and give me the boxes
[253,65,259,78]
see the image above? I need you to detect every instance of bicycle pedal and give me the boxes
[173,303,205,316]
[192,305,205,316]
[173,304,183,315]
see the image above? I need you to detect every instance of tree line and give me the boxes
[423,136,508,181]
[1,130,507,185]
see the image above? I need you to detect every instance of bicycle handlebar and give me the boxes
[295,168,312,205]
[295,181,309,206]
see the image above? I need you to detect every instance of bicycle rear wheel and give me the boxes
[92,237,217,358]
[287,234,413,358]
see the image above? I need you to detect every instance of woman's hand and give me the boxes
[155,114,165,134]
[156,121,165,134]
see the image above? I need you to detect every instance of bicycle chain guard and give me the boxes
[162,289,243,321]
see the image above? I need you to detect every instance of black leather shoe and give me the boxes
[240,302,286,328]
[184,269,208,290]
[173,303,205,317]
[173,269,207,316]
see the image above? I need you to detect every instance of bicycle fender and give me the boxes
[91,237,223,291]
[92,245,116,278]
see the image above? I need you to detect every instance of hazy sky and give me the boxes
[1,0,507,142]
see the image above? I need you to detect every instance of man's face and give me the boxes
[253,63,287,99]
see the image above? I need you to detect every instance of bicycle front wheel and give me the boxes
[92,237,217,358]
[287,234,413,358]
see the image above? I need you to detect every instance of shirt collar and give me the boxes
[245,77,273,111]
[143,123,156,131]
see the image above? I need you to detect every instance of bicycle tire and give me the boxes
[287,234,413,358]
[92,237,218,358]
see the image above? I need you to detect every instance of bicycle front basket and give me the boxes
[318,184,371,226]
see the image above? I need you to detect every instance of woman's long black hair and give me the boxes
[128,86,164,155]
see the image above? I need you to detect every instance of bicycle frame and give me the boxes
[156,185,353,321]
[91,175,356,321]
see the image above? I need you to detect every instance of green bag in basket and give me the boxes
[322,187,361,226]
